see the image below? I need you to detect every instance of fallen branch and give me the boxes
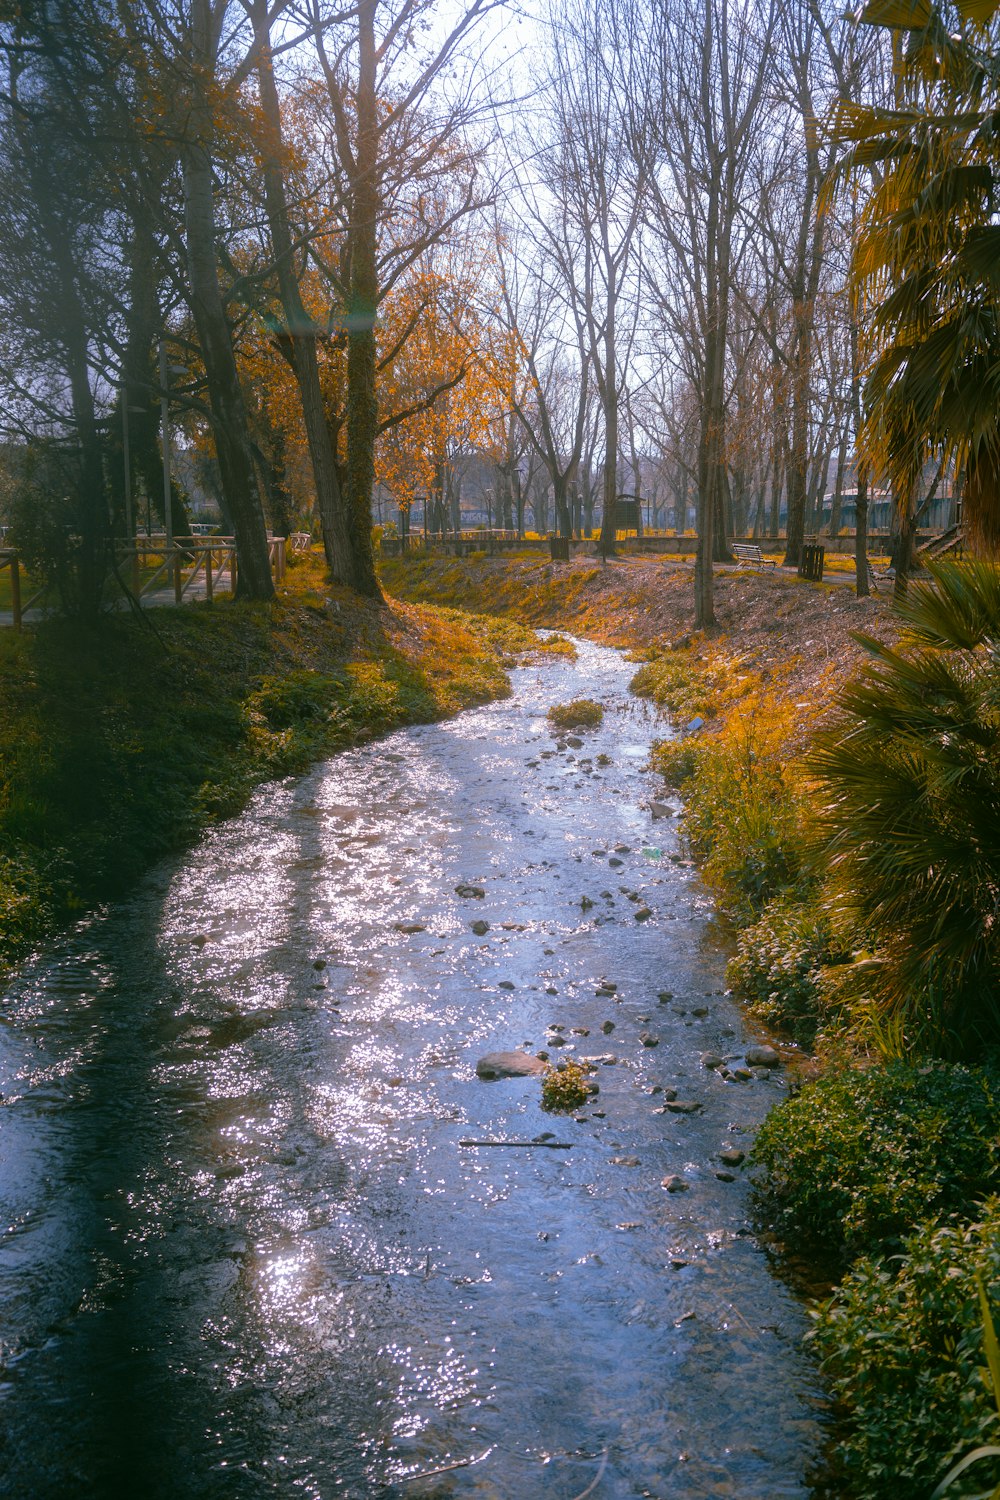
[569,1448,609,1500]
[458,1138,572,1149]
[399,1447,493,1483]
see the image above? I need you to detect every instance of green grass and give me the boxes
[0,564,517,974]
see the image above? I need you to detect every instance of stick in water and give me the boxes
[458,1139,572,1149]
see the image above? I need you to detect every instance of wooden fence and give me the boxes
[1,535,288,630]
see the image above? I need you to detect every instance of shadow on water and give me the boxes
[0,637,827,1498]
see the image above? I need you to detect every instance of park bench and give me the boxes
[732,542,775,569]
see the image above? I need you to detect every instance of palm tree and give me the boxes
[811,558,1000,1056]
[836,1,1000,553]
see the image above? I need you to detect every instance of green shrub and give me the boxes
[650,735,703,788]
[813,1201,1000,1498]
[680,738,806,923]
[630,651,715,718]
[649,686,811,924]
[548,698,604,730]
[810,558,1000,1059]
[751,1061,1000,1265]
[727,894,852,1045]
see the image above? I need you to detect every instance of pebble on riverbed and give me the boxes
[470,919,489,935]
[661,1175,689,1192]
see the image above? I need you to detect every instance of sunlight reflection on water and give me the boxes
[0,637,824,1498]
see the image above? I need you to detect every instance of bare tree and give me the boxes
[641,0,776,625]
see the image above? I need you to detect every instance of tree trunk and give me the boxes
[598,297,618,555]
[783,130,824,570]
[343,0,382,597]
[253,2,354,584]
[182,0,272,600]
[553,473,572,538]
[848,305,870,597]
[854,464,870,597]
[829,423,849,536]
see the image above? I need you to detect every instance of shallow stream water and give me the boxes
[0,637,824,1498]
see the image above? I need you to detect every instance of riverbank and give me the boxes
[0,554,554,977]
[383,550,1000,1498]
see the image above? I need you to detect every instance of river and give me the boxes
[0,636,823,1498]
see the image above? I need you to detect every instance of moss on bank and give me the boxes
[0,555,529,976]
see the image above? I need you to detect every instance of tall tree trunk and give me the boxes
[829,422,849,536]
[783,131,824,570]
[598,293,618,555]
[33,167,108,617]
[850,310,870,597]
[553,473,572,538]
[343,0,381,597]
[183,0,272,600]
[854,464,870,596]
[253,2,353,584]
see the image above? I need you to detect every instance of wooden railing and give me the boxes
[118,535,286,604]
[0,535,288,630]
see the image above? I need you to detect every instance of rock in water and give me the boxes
[661,1174,689,1193]
[475,1052,548,1079]
[745,1044,781,1068]
[455,883,485,899]
[470,919,490,936]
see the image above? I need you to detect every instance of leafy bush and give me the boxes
[649,681,811,924]
[752,1061,1000,1265]
[541,1061,590,1111]
[810,559,1000,1058]
[548,698,604,730]
[681,730,805,921]
[649,735,703,789]
[630,651,715,718]
[727,894,853,1045]
[813,1201,1000,1498]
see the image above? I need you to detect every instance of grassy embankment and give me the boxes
[0,552,568,977]
[384,549,1000,1500]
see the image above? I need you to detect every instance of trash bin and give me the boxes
[798,542,825,581]
[549,536,570,561]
